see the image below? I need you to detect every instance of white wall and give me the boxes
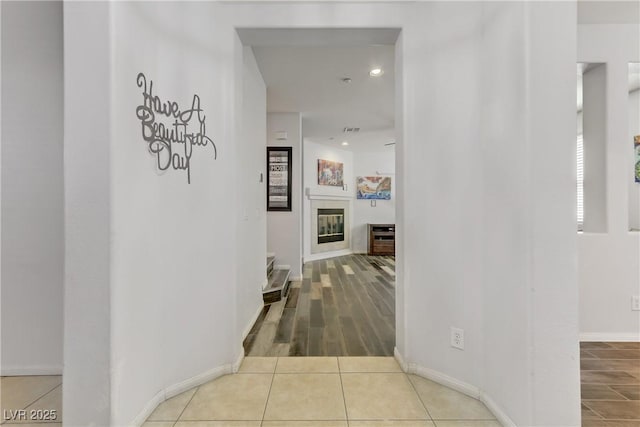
[64,2,266,425]
[1,1,64,375]
[63,2,112,425]
[578,24,640,341]
[399,2,579,425]
[237,46,268,337]
[629,89,639,231]
[583,64,608,232]
[61,2,581,425]
[267,113,303,279]
[302,140,354,261]
[352,151,396,253]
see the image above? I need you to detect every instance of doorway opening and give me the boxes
[239,29,400,357]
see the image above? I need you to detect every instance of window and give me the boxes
[577,134,584,231]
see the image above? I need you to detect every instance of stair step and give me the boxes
[267,255,275,278]
[263,267,290,305]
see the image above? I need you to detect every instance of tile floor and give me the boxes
[0,375,62,426]
[6,346,638,426]
[580,342,640,426]
[143,357,501,427]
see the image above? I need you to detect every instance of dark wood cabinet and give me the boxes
[368,224,395,256]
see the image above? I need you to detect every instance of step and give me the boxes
[263,267,290,305]
[267,254,275,278]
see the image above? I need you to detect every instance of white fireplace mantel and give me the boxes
[305,188,353,201]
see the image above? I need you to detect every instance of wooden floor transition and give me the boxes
[243,254,396,357]
[580,341,640,425]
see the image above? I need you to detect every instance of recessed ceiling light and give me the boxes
[369,68,383,77]
[341,141,349,146]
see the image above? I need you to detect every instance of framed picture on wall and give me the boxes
[356,176,392,200]
[267,147,292,211]
[318,159,344,186]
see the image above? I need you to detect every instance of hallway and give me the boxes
[244,255,396,357]
[142,356,499,426]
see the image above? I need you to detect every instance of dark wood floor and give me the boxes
[581,341,640,426]
[243,254,396,357]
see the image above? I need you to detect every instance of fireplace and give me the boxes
[317,208,345,244]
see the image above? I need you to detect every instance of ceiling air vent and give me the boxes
[343,127,360,133]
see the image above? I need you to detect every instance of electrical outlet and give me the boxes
[450,327,464,350]
[632,296,640,311]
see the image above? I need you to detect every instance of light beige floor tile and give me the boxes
[2,424,62,427]
[238,357,277,373]
[142,422,175,427]
[174,422,261,427]
[433,422,502,427]
[409,376,495,420]
[11,384,63,424]
[343,265,355,275]
[349,422,435,427]
[179,374,271,421]
[262,422,348,427]
[275,357,339,373]
[0,376,62,414]
[338,357,402,373]
[341,373,428,420]
[264,374,345,420]
[147,388,197,421]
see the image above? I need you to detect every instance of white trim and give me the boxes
[232,348,245,373]
[243,302,265,340]
[393,352,516,427]
[261,278,269,291]
[580,332,640,342]
[0,365,63,376]
[481,392,517,427]
[410,364,481,399]
[130,364,232,426]
[289,275,303,281]
[305,189,352,201]
[304,249,353,262]
[274,264,291,270]
[394,347,408,372]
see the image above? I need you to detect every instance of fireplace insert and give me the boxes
[317,208,345,244]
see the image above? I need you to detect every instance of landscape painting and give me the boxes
[357,176,392,200]
[318,159,344,186]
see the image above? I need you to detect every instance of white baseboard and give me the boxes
[130,363,232,426]
[233,348,244,373]
[580,332,640,342]
[394,349,515,427]
[0,364,63,376]
[274,264,291,270]
[304,249,353,262]
[243,302,265,341]
[410,364,481,399]
[394,347,408,372]
[481,392,517,427]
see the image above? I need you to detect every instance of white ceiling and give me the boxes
[250,40,396,152]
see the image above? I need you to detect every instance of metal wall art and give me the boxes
[135,72,217,184]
